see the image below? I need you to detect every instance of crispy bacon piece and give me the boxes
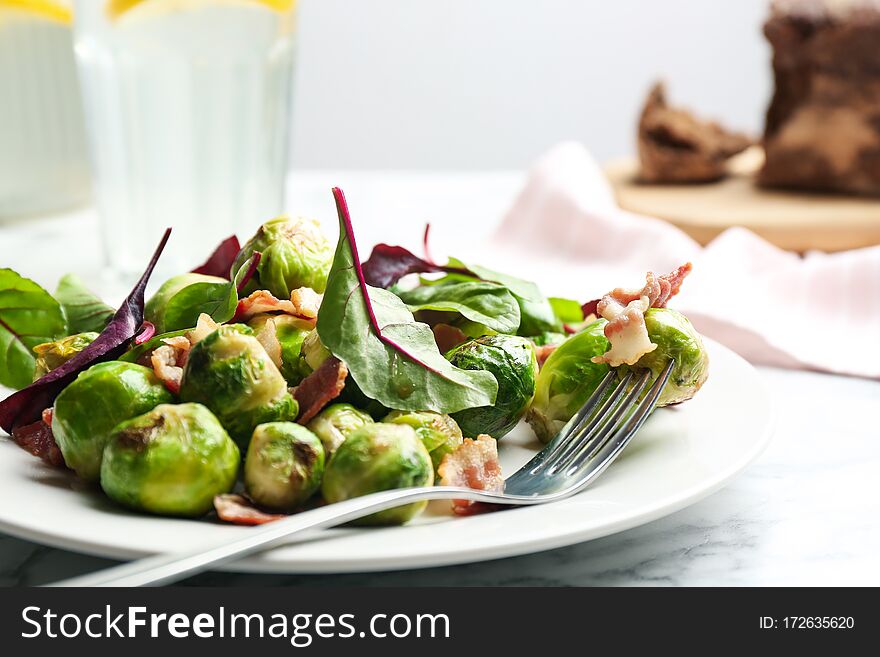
[438,434,503,516]
[432,323,468,354]
[185,313,220,345]
[293,357,348,424]
[214,494,285,526]
[149,336,190,394]
[535,344,558,368]
[10,408,66,468]
[592,264,692,367]
[253,317,283,369]
[231,288,321,326]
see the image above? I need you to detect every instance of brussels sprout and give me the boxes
[247,314,311,384]
[306,403,374,457]
[297,326,331,376]
[144,272,227,333]
[52,361,174,481]
[32,332,99,380]
[382,410,462,472]
[321,423,433,525]
[244,422,325,511]
[526,320,611,443]
[620,308,709,406]
[446,335,538,440]
[100,403,239,517]
[233,216,333,298]
[179,324,298,448]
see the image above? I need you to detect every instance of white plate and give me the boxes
[0,338,773,573]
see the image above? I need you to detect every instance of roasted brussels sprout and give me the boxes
[526,320,611,443]
[244,422,325,511]
[321,423,433,525]
[619,308,709,406]
[179,324,298,448]
[144,272,227,333]
[382,410,463,472]
[297,328,331,376]
[52,362,174,481]
[247,314,311,384]
[32,332,99,380]
[306,403,374,457]
[100,403,240,517]
[446,335,538,440]
[233,216,333,298]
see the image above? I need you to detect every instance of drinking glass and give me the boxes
[73,0,297,277]
[0,0,90,218]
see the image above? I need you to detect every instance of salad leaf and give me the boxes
[118,328,189,364]
[191,235,241,279]
[361,244,450,288]
[55,273,115,335]
[396,280,521,335]
[549,297,585,325]
[0,229,171,433]
[161,252,261,332]
[0,270,67,390]
[317,188,497,415]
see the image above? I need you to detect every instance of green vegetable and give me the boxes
[233,216,333,298]
[32,332,99,380]
[244,422,325,511]
[248,314,310,384]
[526,319,611,443]
[0,269,67,389]
[446,335,538,440]
[306,403,374,457]
[298,329,331,376]
[619,308,709,406]
[382,409,463,473]
[101,403,239,517]
[316,188,498,415]
[55,274,114,335]
[144,272,231,334]
[179,324,298,448]
[321,423,433,525]
[396,280,521,335]
[548,297,584,325]
[52,361,174,481]
[448,259,560,336]
[531,331,567,347]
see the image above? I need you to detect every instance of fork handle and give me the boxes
[48,486,496,587]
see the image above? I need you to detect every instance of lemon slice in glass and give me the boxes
[107,0,294,21]
[0,0,72,24]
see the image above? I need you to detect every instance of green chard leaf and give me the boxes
[0,269,68,389]
[316,188,498,414]
[446,258,561,336]
[396,280,521,334]
[161,253,261,332]
[549,297,585,325]
[55,273,115,335]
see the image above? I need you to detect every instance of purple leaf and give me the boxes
[0,229,171,433]
[361,243,445,288]
[191,235,240,279]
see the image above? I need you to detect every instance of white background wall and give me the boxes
[290,0,773,170]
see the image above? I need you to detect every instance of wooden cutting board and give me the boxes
[604,147,880,252]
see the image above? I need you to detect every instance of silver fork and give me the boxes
[51,360,674,587]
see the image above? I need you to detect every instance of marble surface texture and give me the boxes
[1,172,877,587]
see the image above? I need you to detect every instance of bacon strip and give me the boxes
[214,494,285,526]
[10,408,66,468]
[231,288,321,326]
[592,263,692,367]
[293,357,348,424]
[149,336,190,395]
[438,434,503,516]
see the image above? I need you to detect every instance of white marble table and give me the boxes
[1,172,878,586]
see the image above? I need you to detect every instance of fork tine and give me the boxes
[527,370,629,476]
[544,370,649,474]
[565,358,675,482]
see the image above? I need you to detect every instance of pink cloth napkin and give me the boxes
[494,142,880,379]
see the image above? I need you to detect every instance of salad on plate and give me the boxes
[0,188,709,526]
